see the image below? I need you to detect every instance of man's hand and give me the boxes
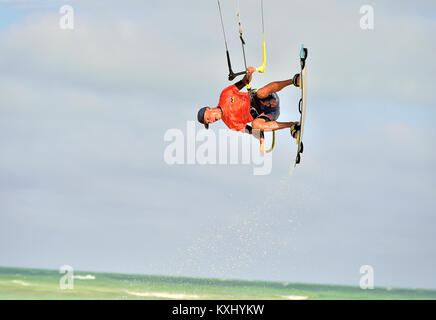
[260,135,265,155]
[251,128,265,154]
[252,129,264,141]
[248,127,265,154]
[243,66,256,85]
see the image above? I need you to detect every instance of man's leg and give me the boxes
[256,75,299,99]
[252,74,300,134]
[252,117,298,132]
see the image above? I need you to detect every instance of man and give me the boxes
[197,67,301,153]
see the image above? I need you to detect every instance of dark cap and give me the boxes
[197,107,209,129]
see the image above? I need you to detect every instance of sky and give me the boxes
[0,0,435,289]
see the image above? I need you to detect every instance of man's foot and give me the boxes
[290,122,301,140]
[292,73,301,88]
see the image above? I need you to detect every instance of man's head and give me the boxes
[197,107,222,129]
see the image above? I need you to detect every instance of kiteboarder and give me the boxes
[197,67,301,143]
[201,0,308,160]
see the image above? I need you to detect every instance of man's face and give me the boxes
[204,108,222,124]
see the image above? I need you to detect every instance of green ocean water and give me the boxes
[0,266,435,300]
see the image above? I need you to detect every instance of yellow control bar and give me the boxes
[246,33,266,91]
[256,34,266,73]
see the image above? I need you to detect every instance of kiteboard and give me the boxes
[294,45,308,166]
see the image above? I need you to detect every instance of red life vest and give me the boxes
[218,84,253,132]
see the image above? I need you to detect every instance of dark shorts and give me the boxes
[250,91,280,122]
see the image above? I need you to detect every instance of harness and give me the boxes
[248,89,262,119]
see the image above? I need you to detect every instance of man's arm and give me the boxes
[245,124,264,140]
[245,125,266,154]
[245,124,253,134]
[235,66,256,90]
